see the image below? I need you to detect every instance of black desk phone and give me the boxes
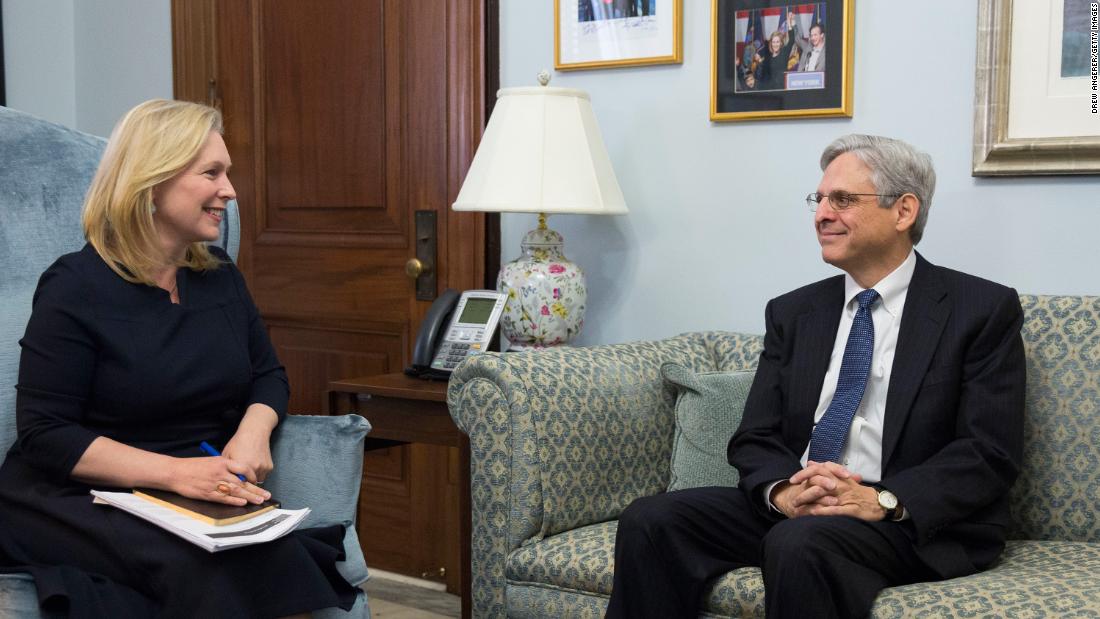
[405,289,507,380]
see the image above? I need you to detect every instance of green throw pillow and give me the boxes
[661,363,755,492]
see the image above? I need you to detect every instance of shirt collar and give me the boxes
[842,249,916,318]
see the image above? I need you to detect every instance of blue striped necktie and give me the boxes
[809,289,880,464]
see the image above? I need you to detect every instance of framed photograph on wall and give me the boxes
[972,0,1100,176]
[555,0,683,70]
[710,0,854,122]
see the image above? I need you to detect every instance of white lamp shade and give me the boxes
[453,86,627,215]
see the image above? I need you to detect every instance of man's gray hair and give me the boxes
[820,134,936,245]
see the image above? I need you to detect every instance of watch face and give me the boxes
[878,490,898,510]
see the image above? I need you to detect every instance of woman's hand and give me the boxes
[166,455,268,506]
[168,403,279,506]
[223,430,273,483]
[70,434,270,505]
[222,403,280,483]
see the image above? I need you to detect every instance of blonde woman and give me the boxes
[0,100,355,618]
[753,11,799,91]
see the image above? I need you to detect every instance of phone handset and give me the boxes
[410,289,460,373]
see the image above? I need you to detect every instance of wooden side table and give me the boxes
[327,373,470,619]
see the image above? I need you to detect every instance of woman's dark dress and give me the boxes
[759,33,797,91]
[0,244,358,618]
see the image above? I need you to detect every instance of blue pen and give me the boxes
[199,441,247,482]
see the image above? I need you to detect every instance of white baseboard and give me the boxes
[368,568,448,592]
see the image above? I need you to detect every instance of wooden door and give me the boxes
[172,0,489,594]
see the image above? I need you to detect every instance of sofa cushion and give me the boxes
[701,567,766,618]
[500,521,767,618]
[871,540,1100,617]
[662,364,753,492]
[508,527,1100,618]
[503,582,609,619]
[507,521,617,596]
[707,540,1100,617]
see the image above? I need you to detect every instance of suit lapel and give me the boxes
[789,278,844,446]
[881,253,950,469]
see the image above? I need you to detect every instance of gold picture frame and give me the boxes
[710,0,854,122]
[555,0,683,71]
[972,0,1100,176]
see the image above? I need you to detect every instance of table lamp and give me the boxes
[453,71,627,350]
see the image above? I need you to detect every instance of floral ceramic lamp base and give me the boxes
[498,215,586,350]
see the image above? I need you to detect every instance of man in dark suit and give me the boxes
[795,20,825,72]
[605,135,1025,619]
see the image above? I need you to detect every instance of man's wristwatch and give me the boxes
[877,489,902,521]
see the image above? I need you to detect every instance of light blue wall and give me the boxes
[72,0,173,137]
[500,1,1100,345]
[5,1,1097,345]
[2,0,77,127]
[2,0,171,137]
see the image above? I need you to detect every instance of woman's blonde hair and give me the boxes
[82,99,225,285]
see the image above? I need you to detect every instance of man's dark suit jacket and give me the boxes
[728,253,1026,579]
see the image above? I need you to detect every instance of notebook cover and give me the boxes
[133,488,280,526]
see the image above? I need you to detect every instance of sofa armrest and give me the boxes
[266,414,372,589]
[448,335,713,617]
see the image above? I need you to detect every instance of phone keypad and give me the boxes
[432,341,480,370]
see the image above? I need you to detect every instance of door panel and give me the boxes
[359,443,454,580]
[268,322,402,412]
[260,1,387,223]
[172,0,488,595]
[252,245,410,319]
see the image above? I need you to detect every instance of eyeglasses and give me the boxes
[806,191,902,212]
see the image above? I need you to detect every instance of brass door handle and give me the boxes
[405,258,431,279]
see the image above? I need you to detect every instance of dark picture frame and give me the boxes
[710,0,853,122]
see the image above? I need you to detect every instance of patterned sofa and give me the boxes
[448,295,1100,618]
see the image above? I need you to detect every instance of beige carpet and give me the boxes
[363,575,460,618]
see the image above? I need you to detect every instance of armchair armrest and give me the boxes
[266,414,372,589]
[447,335,713,617]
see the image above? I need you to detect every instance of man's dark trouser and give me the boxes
[605,486,937,619]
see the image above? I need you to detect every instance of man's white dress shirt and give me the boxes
[804,47,824,71]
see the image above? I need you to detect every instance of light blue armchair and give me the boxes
[0,105,372,618]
